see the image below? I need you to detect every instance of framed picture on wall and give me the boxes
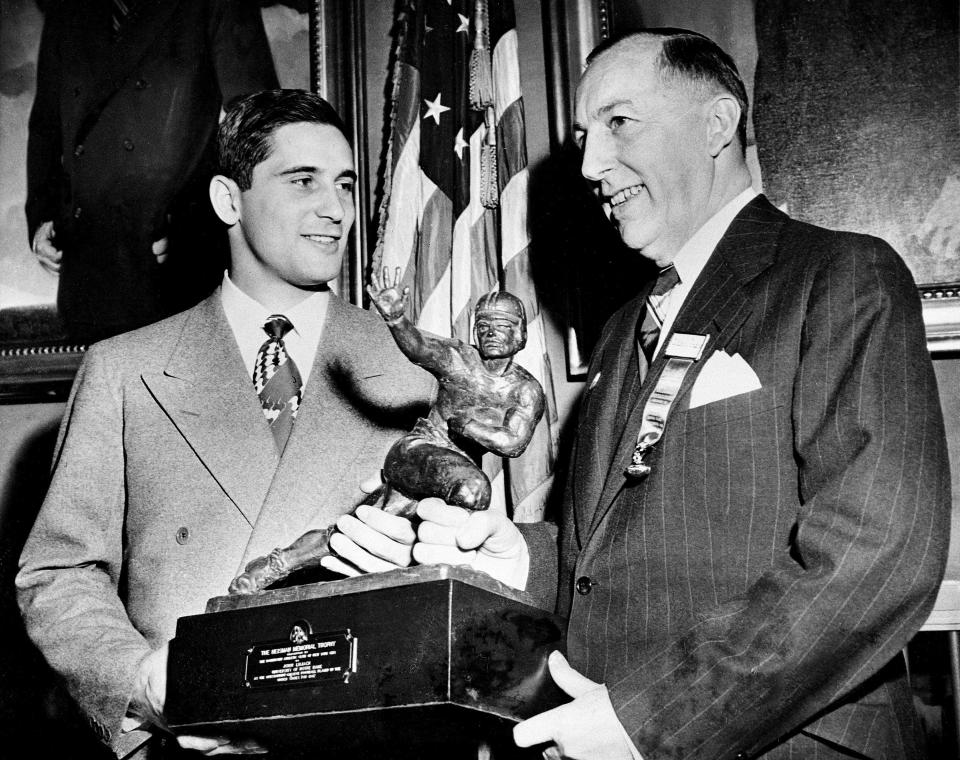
[0,0,352,401]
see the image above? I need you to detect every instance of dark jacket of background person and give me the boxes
[25,0,278,342]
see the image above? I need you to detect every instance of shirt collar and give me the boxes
[219,271,330,382]
[671,187,758,286]
[220,272,329,338]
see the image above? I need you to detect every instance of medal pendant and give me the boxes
[625,452,651,479]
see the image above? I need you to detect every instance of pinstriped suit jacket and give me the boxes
[16,290,433,757]
[526,196,951,759]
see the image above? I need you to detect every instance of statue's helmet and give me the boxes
[473,290,527,355]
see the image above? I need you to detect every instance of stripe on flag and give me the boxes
[374,0,558,521]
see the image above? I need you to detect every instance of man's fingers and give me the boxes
[455,511,506,552]
[416,520,460,546]
[328,531,401,573]
[35,243,63,273]
[151,237,169,263]
[331,519,412,568]
[546,651,599,699]
[176,735,268,755]
[353,504,417,544]
[513,706,562,748]
[513,654,603,748]
[416,497,470,527]
[412,542,477,566]
[319,553,361,577]
[359,473,383,495]
[36,244,62,260]
[177,735,228,752]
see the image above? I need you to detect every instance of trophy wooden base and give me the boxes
[166,565,567,758]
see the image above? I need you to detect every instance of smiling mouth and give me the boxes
[609,184,644,207]
[302,234,340,245]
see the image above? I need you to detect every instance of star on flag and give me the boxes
[453,128,467,159]
[422,92,449,125]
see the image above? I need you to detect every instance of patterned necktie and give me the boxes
[636,264,680,368]
[253,315,303,452]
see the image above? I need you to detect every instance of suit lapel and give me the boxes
[142,293,279,526]
[239,296,392,566]
[571,296,645,534]
[586,196,787,537]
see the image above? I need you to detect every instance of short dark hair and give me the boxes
[587,28,749,155]
[217,89,350,191]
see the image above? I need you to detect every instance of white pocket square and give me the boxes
[687,350,761,409]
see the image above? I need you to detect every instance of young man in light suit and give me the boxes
[339,30,952,760]
[17,90,433,758]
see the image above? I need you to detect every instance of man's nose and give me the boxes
[580,131,612,183]
[314,186,346,222]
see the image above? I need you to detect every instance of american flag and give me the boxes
[373,0,558,521]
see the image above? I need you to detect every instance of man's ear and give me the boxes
[209,175,242,225]
[706,94,742,157]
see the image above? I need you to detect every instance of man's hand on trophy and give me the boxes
[513,651,635,760]
[413,498,529,590]
[367,266,409,323]
[320,504,417,576]
[124,643,267,754]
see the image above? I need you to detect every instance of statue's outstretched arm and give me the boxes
[368,266,457,374]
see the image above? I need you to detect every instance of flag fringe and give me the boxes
[469,0,494,109]
[372,0,415,276]
[480,107,499,209]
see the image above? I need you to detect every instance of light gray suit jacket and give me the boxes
[17,290,433,756]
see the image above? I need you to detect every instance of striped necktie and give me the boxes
[637,265,680,368]
[253,315,303,452]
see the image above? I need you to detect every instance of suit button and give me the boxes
[73,144,84,158]
[576,576,594,595]
[175,527,190,545]
[122,138,134,151]
[73,206,82,219]
[134,78,148,90]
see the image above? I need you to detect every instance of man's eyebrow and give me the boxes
[573,98,634,133]
[277,166,358,182]
[595,99,633,118]
[278,165,319,176]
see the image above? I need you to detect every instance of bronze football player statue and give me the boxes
[228,268,545,594]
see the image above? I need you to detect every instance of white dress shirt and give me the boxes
[651,186,758,356]
[220,273,329,387]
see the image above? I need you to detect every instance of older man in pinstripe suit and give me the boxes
[335,28,952,760]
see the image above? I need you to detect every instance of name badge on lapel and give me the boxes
[625,333,709,480]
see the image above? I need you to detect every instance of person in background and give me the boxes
[27,0,279,343]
